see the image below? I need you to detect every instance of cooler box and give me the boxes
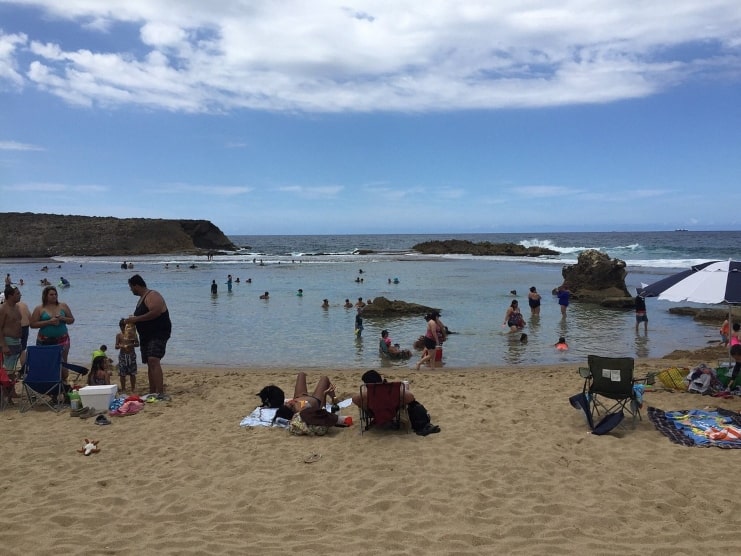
[435,346,443,361]
[79,384,118,411]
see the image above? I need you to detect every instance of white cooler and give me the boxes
[78,384,118,411]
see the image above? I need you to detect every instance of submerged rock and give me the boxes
[360,297,439,317]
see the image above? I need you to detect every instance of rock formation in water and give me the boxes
[359,297,439,317]
[412,240,558,257]
[557,249,632,306]
[0,213,236,257]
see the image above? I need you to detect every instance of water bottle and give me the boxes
[274,417,290,428]
[69,389,81,411]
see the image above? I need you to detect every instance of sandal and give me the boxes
[95,415,111,426]
[303,453,321,464]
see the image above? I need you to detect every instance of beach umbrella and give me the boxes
[638,260,741,346]
[637,261,719,299]
[639,260,741,304]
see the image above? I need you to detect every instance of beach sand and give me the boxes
[3,352,740,555]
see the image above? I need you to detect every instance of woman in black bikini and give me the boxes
[273,372,338,422]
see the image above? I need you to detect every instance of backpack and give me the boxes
[407,400,431,432]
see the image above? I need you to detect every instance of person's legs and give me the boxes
[147,356,164,394]
[293,371,308,398]
[311,376,332,403]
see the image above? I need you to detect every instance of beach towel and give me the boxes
[648,407,741,448]
[239,398,352,428]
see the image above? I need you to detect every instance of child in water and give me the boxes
[554,337,569,351]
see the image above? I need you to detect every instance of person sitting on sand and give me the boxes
[351,370,441,436]
[273,372,351,427]
[88,355,110,386]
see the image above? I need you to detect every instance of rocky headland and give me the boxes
[0,213,236,257]
[412,239,558,257]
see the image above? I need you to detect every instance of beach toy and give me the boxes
[77,438,100,456]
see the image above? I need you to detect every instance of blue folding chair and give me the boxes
[20,345,66,413]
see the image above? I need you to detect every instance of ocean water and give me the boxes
[4,231,737,371]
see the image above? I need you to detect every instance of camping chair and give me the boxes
[0,353,17,411]
[19,345,66,413]
[359,382,410,435]
[582,355,641,427]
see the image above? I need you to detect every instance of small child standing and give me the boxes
[115,318,139,393]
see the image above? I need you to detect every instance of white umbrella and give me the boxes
[640,260,741,353]
[648,260,741,304]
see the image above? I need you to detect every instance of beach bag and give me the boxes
[569,393,624,436]
[289,412,329,436]
[407,400,431,432]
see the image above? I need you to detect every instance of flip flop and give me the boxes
[303,453,321,464]
[95,415,111,426]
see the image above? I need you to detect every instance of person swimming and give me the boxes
[554,337,569,351]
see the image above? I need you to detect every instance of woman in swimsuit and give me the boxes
[415,314,441,370]
[527,287,541,316]
[273,372,338,422]
[503,300,526,332]
[30,285,75,365]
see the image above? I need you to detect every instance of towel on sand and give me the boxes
[648,407,741,448]
[240,398,352,428]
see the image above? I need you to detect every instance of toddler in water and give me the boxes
[115,319,139,392]
[554,337,569,351]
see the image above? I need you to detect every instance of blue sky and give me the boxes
[1,1,740,235]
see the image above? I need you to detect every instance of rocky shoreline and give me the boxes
[412,239,559,257]
[0,213,236,257]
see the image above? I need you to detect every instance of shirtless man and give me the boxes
[0,285,23,375]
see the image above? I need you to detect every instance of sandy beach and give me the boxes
[3,351,740,555]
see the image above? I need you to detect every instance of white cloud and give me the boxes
[1,1,740,112]
[514,185,581,197]
[0,31,27,87]
[277,185,344,199]
[0,140,44,151]
[7,182,107,192]
[154,183,252,196]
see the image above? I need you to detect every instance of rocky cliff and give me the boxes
[0,213,237,257]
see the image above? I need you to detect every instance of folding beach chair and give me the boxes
[359,382,410,435]
[581,355,641,427]
[0,355,16,411]
[19,345,66,413]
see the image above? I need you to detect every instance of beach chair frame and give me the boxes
[584,355,641,427]
[19,345,66,413]
[359,382,410,435]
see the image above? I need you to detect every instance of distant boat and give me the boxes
[674,229,689,232]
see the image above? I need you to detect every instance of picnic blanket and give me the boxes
[648,407,741,448]
[239,398,353,428]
